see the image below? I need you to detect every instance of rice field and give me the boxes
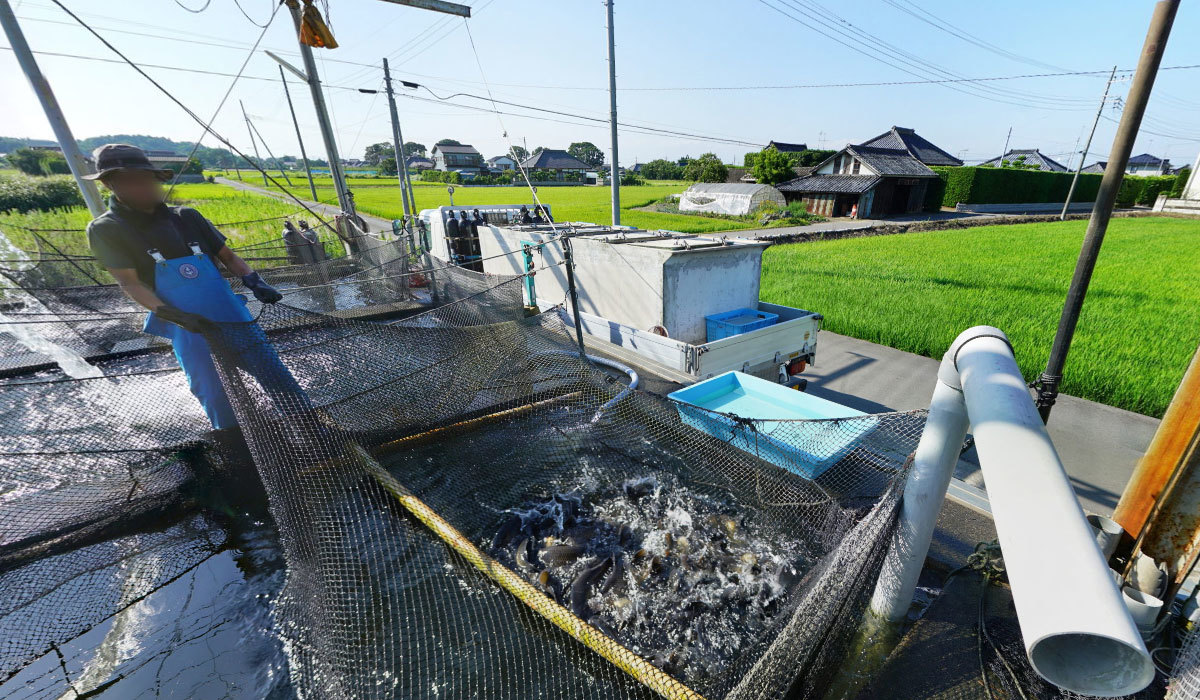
[0,183,336,259]
[760,216,1200,417]
[252,180,757,234]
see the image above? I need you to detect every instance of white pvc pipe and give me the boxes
[871,327,1154,697]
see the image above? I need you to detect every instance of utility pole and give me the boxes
[381,59,415,223]
[1061,67,1117,220]
[247,117,294,186]
[1000,126,1012,165]
[281,3,356,221]
[605,0,620,226]
[280,65,319,202]
[1036,0,1180,422]
[240,99,269,186]
[0,0,103,216]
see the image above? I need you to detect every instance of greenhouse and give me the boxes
[678,182,785,216]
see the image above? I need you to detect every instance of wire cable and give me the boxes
[172,0,212,13]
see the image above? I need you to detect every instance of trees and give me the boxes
[403,141,426,156]
[8,147,70,176]
[684,153,727,183]
[640,159,684,180]
[363,142,394,165]
[751,146,794,185]
[379,157,398,176]
[436,138,462,146]
[533,146,544,156]
[509,145,528,162]
[567,141,605,168]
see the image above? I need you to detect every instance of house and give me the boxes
[766,140,808,153]
[776,127,953,218]
[431,144,483,172]
[1082,161,1107,174]
[857,126,963,166]
[341,158,365,167]
[979,149,1067,172]
[143,150,191,170]
[486,155,516,171]
[406,155,434,170]
[518,149,591,181]
[1126,153,1171,175]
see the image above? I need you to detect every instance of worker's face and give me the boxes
[103,170,166,210]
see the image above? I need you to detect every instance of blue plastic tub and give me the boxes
[705,308,779,342]
[668,371,876,479]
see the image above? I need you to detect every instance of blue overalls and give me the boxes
[143,244,305,429]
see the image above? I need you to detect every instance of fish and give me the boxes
[570,557,613,621]
[535,570,560,602]
[491,514,524,550]
[622,477,656,502]
[515,537,538,571]
[600,554,624,594]
[539,543,586,567]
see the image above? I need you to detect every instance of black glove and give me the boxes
[155,305,213,334]
[241,272,283,304]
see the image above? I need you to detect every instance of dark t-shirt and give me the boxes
[88,199,227,287]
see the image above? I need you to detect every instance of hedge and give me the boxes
[1115,175,1175,207]
[925,166,1105,210]
[0,173,84,213]
[420,170,462,184]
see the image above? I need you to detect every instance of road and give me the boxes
[804,331,1159,517]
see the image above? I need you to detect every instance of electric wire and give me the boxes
[232,0,272,28]
[172,0,212,13]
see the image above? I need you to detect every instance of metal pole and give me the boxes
[1000,126,1012,166]
[1061,66,1117,220]
[240,99,268,186]
[286,1,355,220]
[280,65,319,202]
[605,0,620,226]
[382,59,413,223]
[1036,0,1180,422]
[0,0,103,216]
[247,117,294,186]
[561,235,588,359]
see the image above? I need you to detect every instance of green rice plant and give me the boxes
[760,217,1200,416]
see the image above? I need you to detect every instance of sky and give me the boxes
[2,0,1199,170]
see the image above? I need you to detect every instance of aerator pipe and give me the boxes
[870,327,1153,697]
[531,350,638,421]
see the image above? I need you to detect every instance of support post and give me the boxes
[285,1,355,221]
[240,99,269,186]
[382,58,413,224]
[280,65,319,202]
[560,235,587,359]
[1061,67,1117,220]
[1036,0,1179,422]
[605,0,620,226]
[0,0,103,216]
[248,118,294,186]
[1114,344,1200,606]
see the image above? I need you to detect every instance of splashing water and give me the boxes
[0,229,105,379]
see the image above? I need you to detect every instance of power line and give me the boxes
[172,0,212,14]
[881,0,1074,73]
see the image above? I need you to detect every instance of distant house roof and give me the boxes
[519,149,590,170]
[433,144,480,155]
[486,155,514,164]
[791,165,816,178]
[1128,153,1169,166]
[844,145,937,177]
[406,155,434,166]
[1081,161,1107,174]
[979,149,1068,172]
[767,141,808,152]
[858,126,963,166]
[777,174,881,194]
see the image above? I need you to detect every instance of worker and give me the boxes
[85,144,300,430]
[518,205,533,224]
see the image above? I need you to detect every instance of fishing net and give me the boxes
[1,233,927,698]
[1172,624,1200,699]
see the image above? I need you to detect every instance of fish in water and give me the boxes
[600,554,624,594]
[535,570,560,602]
[570,557,612,621]
[491,514,524,550]
[515,537,539,571]
[539,543,585,568]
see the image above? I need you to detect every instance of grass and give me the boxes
[760,217,1200,417]
[0,182,339,273]
[257,181,757,234]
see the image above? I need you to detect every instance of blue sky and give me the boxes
[3,0,1199,169]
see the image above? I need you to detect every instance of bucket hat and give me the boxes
[83,143,174,181]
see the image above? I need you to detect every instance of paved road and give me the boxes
[216,177,396,233]
[804,331,1160,516]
